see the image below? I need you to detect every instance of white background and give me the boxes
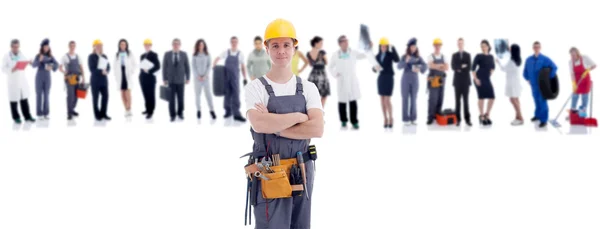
[1,0,599,228]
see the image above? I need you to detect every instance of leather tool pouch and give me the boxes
[67,74,79,85]
[261,166,293,199]
[430,75,443,88]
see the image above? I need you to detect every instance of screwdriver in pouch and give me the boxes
[296,151,309,200]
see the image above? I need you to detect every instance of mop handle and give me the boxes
[590,81,593,117]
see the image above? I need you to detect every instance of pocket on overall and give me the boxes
[261,166,293,199]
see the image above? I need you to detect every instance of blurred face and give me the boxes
[69,43,76,52]
[533,44,541,54]
[254,40,262,50]
[144,44,152,51]
[315,40,323,49]
[231,38,238,49]
[409,45,417,53]
[11,43,19,53]
[172,40,181,51]
[119,41,127,51]
[434,44,442,52]
[266,38,295,67]
[339,38,349,50]
[458,40,464,50]
[95,44,103,53]
[380,45,388,52]
[42,45,50,53]
[481,43,489,53]
[199,42,205,52]
[570,50,578,59]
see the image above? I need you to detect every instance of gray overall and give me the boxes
[35,55,57,116]
[65,54,81,117]
[224,50,242,117]
[427,54,446,121]
[250,76,315,229]
[399,56,425,122]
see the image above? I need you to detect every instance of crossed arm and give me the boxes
[247,104,324,140]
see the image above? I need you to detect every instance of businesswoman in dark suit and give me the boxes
[375,37,400,128]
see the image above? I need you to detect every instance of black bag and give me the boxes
[160,85,172,102]
[213,66,226,97]
[538,67,559,100]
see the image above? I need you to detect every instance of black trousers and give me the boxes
[140,77,156,115]
[454,86,471,122]
[338,100,358,124]
[91,85,109,119]
[169,83,184,118]
[10,99,33,120]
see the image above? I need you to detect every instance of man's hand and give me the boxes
[186,80,190,84]
[102,70,107,75]
[405,55,410,62]
[163,81,168,85]
[474,78,481,86]
[143,69,148,74]
[39,55,44,62]
[255,103,269,114]
[199,76,204,81]
[462,64,467,68]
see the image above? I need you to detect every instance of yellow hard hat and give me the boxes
[433,38,442,45]
[263,18,298,46]
[379,37,390,45]
[93,39,102,46]
[143,39,152,45]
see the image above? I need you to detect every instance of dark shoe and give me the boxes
[26,117,36,123]
[68,116,73,121]
[178,115,184,120]
[234,116,246,122]
[224,112,232,118]
[341,122,347,128]
[531,117,540,122]
[466,120,472,127]
[103,116,111,121]
[352,123,359,129]
[146,114,153,120]
[73,111,79,117]
[170,117,176,122]
[456,121,461,127]
[427,119,434,125]
[197,111,201,119]
[142,111,148,115]
[210,111,216,120]
[14,119,22,124]
[539,122,547,128]
[389,124,393,128]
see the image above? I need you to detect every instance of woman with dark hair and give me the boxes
[496,43,524,125]
[472,39,496,125]
[307,36,330,107]
[192,39,216,120]
[375,37,400,128]
[397,38,427,126]
[32,38,58,120]
[113,39,138,117]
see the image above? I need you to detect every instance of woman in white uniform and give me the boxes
[2,39,35,124]
[113,39,138,117]
[496,44,523,125]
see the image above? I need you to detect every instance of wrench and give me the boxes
[254,171,270,180]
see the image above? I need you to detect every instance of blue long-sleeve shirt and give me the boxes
[523,54,557,84]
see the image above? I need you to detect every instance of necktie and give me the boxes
[174,53,179,66]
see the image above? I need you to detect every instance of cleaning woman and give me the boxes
[291,45,308,76]
[397,38,427,126]
[113,39,138,117]
[375,37,400,128]
[568,47,596,117]
[32,38,59,120]
[496,44,524,125]
[307,36,330,107]
[472,40,496,126]
[244,18,324,229]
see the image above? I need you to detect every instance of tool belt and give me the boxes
[428,75,444,88]
[244,157,303,199]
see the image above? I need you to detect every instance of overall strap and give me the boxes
[258,76,275,96]
[295,76,303,95]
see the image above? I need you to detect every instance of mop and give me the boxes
[550,70,589,128]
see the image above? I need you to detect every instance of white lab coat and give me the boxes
[1,52,30,102]
[328,48,379,103]
[113,52,138,90]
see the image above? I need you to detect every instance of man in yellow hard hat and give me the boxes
[139,38,161,119]
[243,18,324,229]
[426,38,449,125]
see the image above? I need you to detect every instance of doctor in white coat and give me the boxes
[2,39,35,124]
[113,39,138,117]
[328,35,380,129]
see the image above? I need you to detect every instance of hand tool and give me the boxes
[296,151,309,200]
[254,171,270,180]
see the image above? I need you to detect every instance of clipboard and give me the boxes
[97,57,109,70]
[140,58,154,71]
[15,61,29,70]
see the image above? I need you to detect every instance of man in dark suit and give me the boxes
[140,39,161,120]
[162,38,190,122]
[451,38,472,126]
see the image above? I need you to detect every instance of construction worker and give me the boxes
[426,38,449,125]
[88,39,112,121]
[2,39,35,124]
[59,41,85,120]
[523,41,557,128]
[244,18,324,228]
[139,39,161,120]
[212,36,247,122]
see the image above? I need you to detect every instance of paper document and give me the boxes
[140,59,154,71]
[97,57,108,70]
[15,61,29,70]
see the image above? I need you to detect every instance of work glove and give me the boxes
[572,81,577,92]
[582,69,591,78]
